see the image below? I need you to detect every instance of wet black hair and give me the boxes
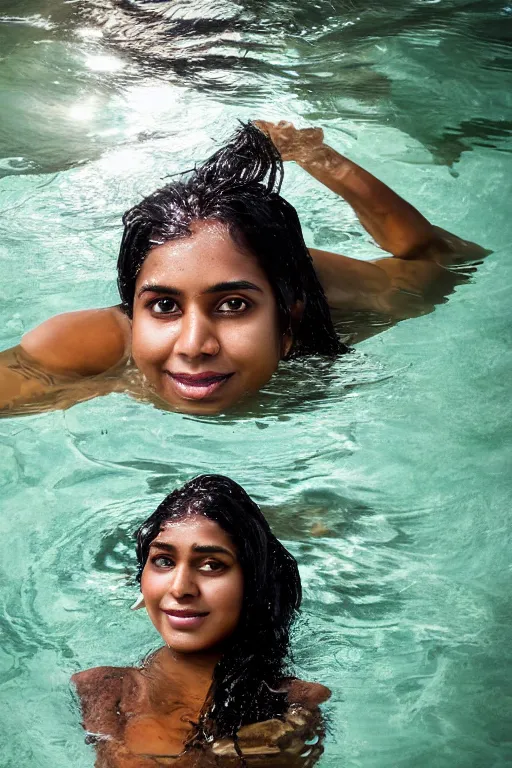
[135,474,302,747]
[118,122,347,358]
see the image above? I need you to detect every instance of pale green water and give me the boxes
[0,1,511,766]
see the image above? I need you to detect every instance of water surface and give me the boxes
[0,1,511,766]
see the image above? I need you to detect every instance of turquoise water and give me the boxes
[1,1,511,766]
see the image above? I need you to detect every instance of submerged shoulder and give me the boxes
[283,677,331,708]
[72,665,138,710]
[72,666,139,737]
[21,306,130,377]
[72,665,132,694]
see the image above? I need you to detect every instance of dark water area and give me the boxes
[1,0,511,175]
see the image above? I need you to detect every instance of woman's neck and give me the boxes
[141,646,220,703]
[158,645,221,680]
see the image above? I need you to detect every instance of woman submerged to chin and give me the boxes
[3,114,487,416]
[114,125,344,417]
[2,124,342,418]
[72,475,331,767]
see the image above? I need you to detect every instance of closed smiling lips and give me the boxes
[166,371,234,400]
[162,608,209,630]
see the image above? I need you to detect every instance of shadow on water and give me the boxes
[65,0,512,165]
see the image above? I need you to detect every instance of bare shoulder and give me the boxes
[21,306,131,377]
[72,665,129,694]
[72,665,138,737]
[308,247,391,312]
[71,665,135,708]
[283,677,331,708]
[213,678,329,761]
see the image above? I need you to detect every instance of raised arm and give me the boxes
[0,307,130,415]
[255,121,489,334]
[255,120,486,262]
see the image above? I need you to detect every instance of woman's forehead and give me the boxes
[136,219,270,290]
[152,514,235,549]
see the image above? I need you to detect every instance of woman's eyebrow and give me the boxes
[192,544,235,557]
[137,280,262,298]
[149,541,234,557]
[138,283,182,298]
[149,541,175,551]
[203,280,263,294]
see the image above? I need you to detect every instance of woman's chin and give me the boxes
[163,637,218,656]
[138,380,232,415]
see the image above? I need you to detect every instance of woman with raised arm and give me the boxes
[0,122,486,416]
[72,475,330,767]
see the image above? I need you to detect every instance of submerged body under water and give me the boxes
[0,1,511,767]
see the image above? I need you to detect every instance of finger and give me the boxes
[252,119,270,133]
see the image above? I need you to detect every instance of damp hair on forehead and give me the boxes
[135,474,302,744]
[137,502,207,542]
[117,122,347,359]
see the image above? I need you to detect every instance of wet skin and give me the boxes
[140,515,244,654]
[72,514,330,765]
[1,122,488,417]
[132,220,292,415]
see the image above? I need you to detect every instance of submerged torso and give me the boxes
[73,651,328,768]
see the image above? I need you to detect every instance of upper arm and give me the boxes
[309,247,391,311]
[21,307,130,377]
[310,246,482,321]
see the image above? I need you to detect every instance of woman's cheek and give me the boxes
[215,572,244,617]
[140,569,158,601]
[133,319,171,369]
[228,314,281,364]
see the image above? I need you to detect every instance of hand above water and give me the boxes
[253,120,325,162]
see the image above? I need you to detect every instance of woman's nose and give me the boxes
[168,564,199,599]
[173,309,220,359]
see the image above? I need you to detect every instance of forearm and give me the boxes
[0,346,53,409]
[297,144,436,258]
[255,120,487,265]
[0,346,116,416]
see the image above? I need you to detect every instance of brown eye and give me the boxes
[217,298,249,313]
[152,298,180,315]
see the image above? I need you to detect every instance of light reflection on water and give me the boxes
[0,1,511,767]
